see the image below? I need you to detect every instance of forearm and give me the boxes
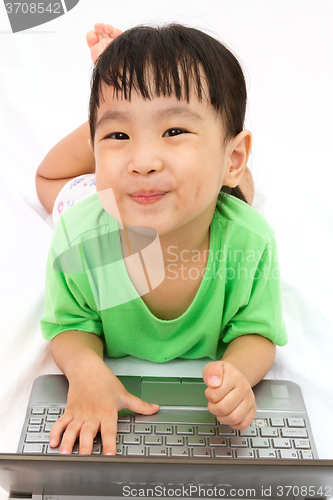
[36,122,95,213]
[50,330,107,383]
[222,334,276,387]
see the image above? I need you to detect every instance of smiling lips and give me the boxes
[130,191,168,204]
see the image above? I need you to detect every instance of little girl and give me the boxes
[36,23,287,455]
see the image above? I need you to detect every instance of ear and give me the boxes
[223,130,252,188]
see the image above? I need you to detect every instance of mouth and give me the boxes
[129,191,168,204]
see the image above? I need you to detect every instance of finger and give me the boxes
[202,361,223,388]
[231,403,257,430]
[58,418,84,454]
[86,30,99,48]
[100,415,119,456]
[49,413,74,447]
[214,399,257,429]
[206,383,241,410]
[124,394,159,415]
[78,418,100,455]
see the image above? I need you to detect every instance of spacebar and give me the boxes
[135,409,215,424]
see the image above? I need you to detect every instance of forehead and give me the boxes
[95,81,221,129]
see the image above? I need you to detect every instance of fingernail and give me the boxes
[210,376,221,387]
[49,439,56,446]
[151,404,159,409]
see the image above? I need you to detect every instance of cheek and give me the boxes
[94,149,117,188]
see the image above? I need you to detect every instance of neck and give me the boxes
[160,226,210,267]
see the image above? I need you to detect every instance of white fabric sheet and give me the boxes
[1,1,333,498]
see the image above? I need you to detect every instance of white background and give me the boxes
[0,1,332,497]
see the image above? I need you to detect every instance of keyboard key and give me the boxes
[46,445,60,454]
[301,450,314,459]
[235,449,256,458]
[25,433,49,443]
[127,445,145,456]
[187,436,205,446]
[208,436,227,447]
[270,418,284,427]
[27,425,41,432]
[197,425,215,435]
[44,422,53,432]
[294,439,311,449]
[273,438,291,449]
[46,415,59,422]
[281,428,307,438]
[260,427,278,438]
[176,425,194,435]
[240,427,257,437]
[280,449,299,459]
[170,446,189,457]
[287,418,305,427]
[144,435,163,445]
[117,423,131,433]
[258,449,277,458]
[29,418,43,425]
[155,424,173,434]
[134,424,152,434]
[193,447,211,457]
[149,447,168,456]
[47,408,61,415]
[230,437,248,448]
[123,434,141,445]
[251,438,270,448]
[92,443,102,454]
[218,425,236,436]
[23,443,44,453]
[31,408,45,415]
[252,418,267,427]
[214,447,233,457]
[166,436,184,446]
[118,414,131,423]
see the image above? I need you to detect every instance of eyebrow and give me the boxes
[96,105,203,130]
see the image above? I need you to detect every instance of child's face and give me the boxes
[92,84,235,238]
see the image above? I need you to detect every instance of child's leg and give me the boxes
[52,174,96,226]
[86,23,123,64]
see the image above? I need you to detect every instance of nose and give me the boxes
[127,144,164,175]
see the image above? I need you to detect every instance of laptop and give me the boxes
[0,374,333,499]
[17,374,318,460]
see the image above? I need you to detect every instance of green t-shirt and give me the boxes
[41,193,287,362]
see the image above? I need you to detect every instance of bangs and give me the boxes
[89,24,247,142]
[91,24,205,105]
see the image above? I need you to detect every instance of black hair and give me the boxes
[89,23,249,203]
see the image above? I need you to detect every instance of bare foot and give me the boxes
[86,23,123,64]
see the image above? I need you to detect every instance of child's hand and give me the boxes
[202,360,257,430]
[86,23,123,64]
[49,366,159,455]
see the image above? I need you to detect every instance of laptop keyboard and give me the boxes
[20,406,315,459]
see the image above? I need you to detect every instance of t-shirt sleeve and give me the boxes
[40,240,103,341]
[222,236,288,347]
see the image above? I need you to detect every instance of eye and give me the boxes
[163,128,188,138]
[105,132,129,140]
